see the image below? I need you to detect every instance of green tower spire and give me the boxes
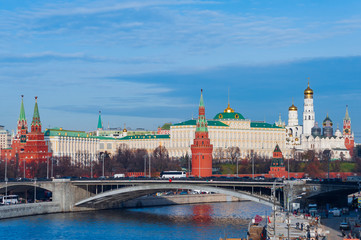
[31,96,41,126]
[345,105,350,120]
[97,111,103,130]
[196,89,208,132]
[18,95,26,122]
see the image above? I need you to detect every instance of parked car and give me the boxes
[340,222,350,230]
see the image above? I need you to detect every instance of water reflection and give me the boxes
[0,201,271,240]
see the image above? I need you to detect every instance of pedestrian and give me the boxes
[341,229,346,237]
[301,223,304,231]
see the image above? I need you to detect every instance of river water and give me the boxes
[0,202,271,240]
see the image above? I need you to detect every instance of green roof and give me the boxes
[121,134,170,140]
[160,123,172,130]
[97,111,102,129]
[44,128,96,138]
[19,95,26,122]
[173,119,228,127]
[250,122,283,129]
[31,97,41,127]
[214,112,245,120]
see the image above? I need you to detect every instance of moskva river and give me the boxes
[0,202,271,240]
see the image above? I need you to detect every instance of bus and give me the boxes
[160,171,187,179]
[0,195,19,205]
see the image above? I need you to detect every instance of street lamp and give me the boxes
[148,153,151,178]
[143,155,147,177]
[46,156,49,179]
[101,153,105,178]
[4,156,8,198]
[34,177,37,203]
[51,157,54,178]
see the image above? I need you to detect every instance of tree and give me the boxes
[305,159,324,178]
[227,147,240,164]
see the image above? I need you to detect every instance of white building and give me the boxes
[285,82,352,159]
[0,125,11,150]
[44,128,99,166]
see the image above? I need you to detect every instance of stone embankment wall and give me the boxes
[121,194,242,208]
[0,202,62,220]
[0,194,244,220]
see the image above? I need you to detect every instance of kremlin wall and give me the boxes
[0,82,356,178]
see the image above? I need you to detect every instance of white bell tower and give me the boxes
[303,79,315,135]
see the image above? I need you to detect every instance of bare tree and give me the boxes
[227,147,240,164]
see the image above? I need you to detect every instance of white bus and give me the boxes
[0,195,19,205]
[160,171,187,179]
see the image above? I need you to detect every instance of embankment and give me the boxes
[0,194,243,220]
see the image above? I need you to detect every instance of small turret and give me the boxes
[31,96,42,132]
[97,111,103,130]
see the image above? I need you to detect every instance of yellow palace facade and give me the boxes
[45,104,287,163]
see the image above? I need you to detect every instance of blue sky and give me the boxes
[1,0,361,141]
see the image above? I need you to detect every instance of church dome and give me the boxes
[322,114,333,127]
[214,103,245,120]
[304,81,313,99]
[288,104,297,111]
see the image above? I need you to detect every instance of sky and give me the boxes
[0,0,361,142]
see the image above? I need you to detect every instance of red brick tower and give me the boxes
[268,144,287,178]
[343,105,354,156]
[22,97,52,177]
[191,90,213,177]
[1,95,28,161]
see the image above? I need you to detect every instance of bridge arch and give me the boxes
[75,183,276,208]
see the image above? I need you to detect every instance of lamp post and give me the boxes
[143,155,147,177]
[236,155,239,177]
[188,153,191,177]
[4,157,8,197]
[251,150,254,180]
[51,157,54,178]
[273,182,276,239]
[101,153,105,178]
[34,177,37,203]
[23,158,26,178]
[46,156,49,179]
[148,153,151,178]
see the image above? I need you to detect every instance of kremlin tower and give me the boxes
[343,105,354,156]
[1,96,52,178]
[303,80,315,135]
[191,90,213,177]
[268,144,287,178]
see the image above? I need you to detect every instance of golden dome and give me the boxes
[304,80,313,98]
[224,103,234,113]
[289,104,297,111]
[123,128,127,132]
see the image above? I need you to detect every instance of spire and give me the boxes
[345,105,350,120]
[31,96,41,127]
[224,88,235,113]
[19,95,26,122]
[97,111,103,130]
[196,89,208,132]
[199,89,204,108]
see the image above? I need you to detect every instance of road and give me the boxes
[321,210,359,240]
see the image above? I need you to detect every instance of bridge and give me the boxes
[0,179,359,215]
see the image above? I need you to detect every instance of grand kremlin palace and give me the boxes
[44,102,287,163]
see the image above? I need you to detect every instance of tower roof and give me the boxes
[199,89,204,107]
[196,89,208,132]
[273,144,281,153]
[97,111,103,130]
[289,98,297,111]
[31,96,41,126]
[323,113,332,123]
[18,95,26,122]
[345,105,350,120]
[304,79,314,98]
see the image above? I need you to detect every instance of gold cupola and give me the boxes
[289,98,297,111]
[224,103,234,113]
[304,79,314,99]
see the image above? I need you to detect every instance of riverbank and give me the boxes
[0,194,243,220]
